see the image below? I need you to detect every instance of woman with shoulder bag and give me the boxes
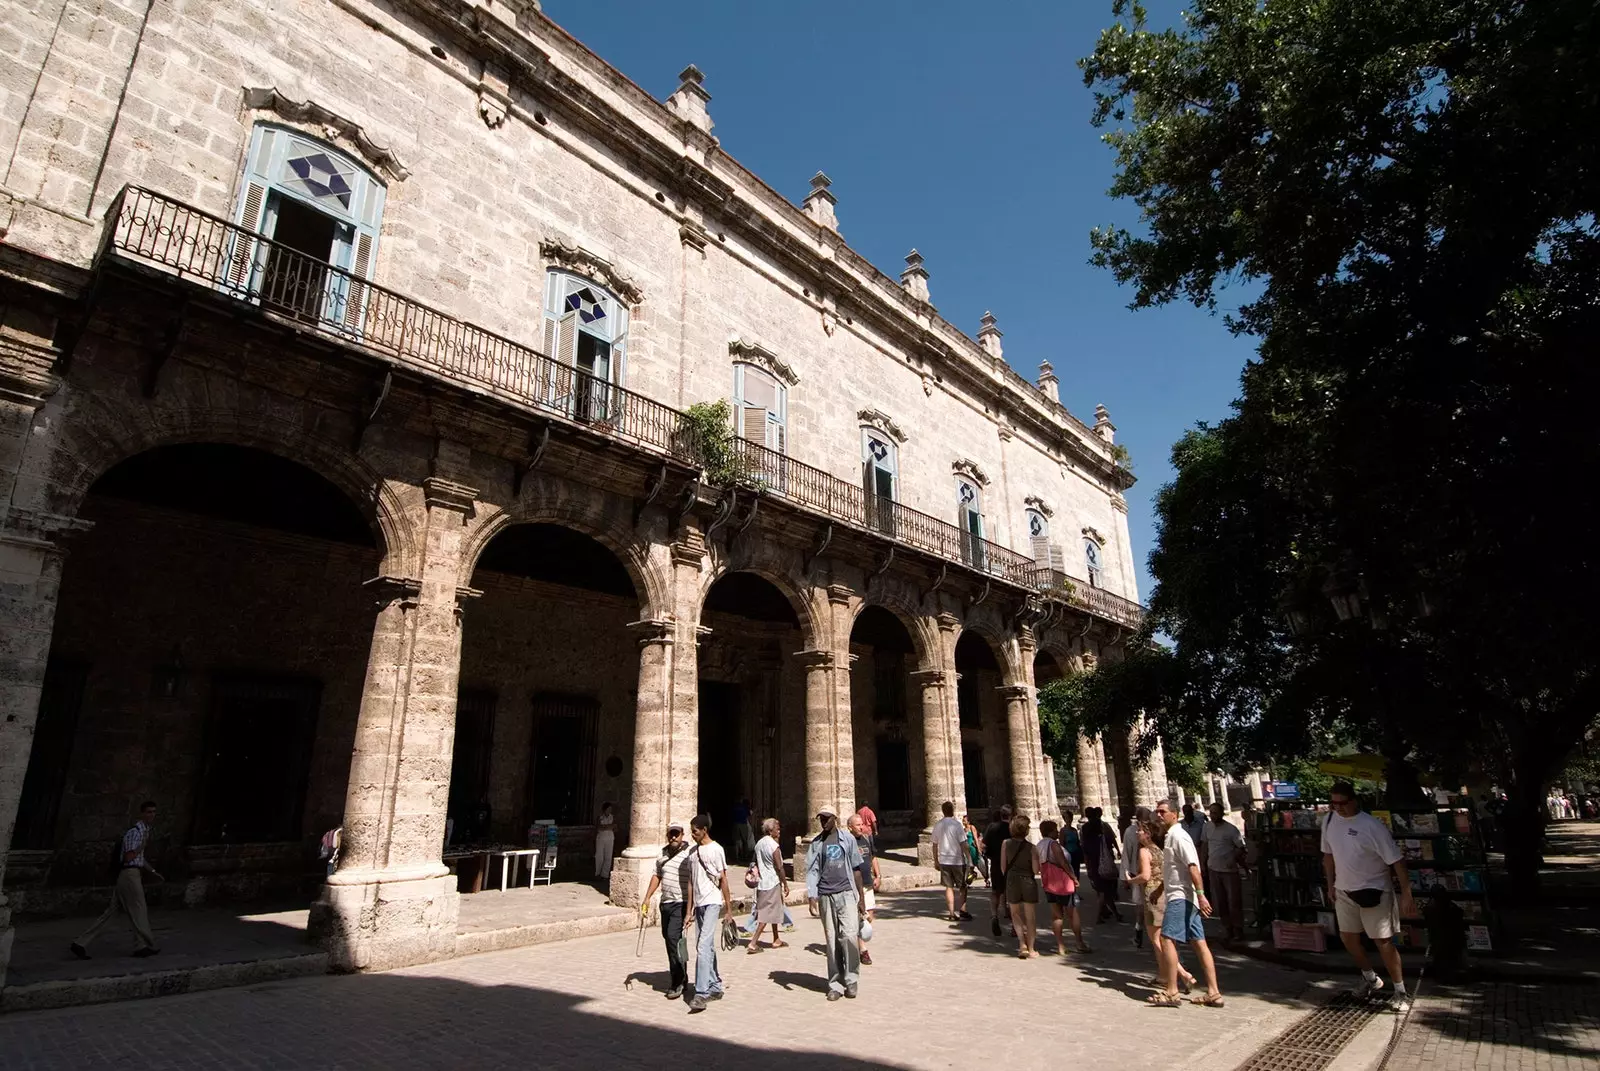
[1038,820,1092,955]
[1001,815,1041,959]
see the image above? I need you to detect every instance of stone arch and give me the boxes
[957,605,1024,684]
[459,473,666,616]
[702,536,818,649]
[851,573,942,670]
[23,389,413,572]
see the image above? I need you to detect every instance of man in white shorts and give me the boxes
[1321,781,1415,1010]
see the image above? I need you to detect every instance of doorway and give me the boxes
[193,673,322,844]
[262,195,342,321]
[697,680,742,850]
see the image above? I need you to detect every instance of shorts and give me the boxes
[1045,891,1078,907]
[863,888,876,912]
[1160,899,1206,944]
[1335,888,1398,940]
[939,864,967,888]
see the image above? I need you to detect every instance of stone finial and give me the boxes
[977,310,1003,360]
[900,248,930,303]
[1037,360,1060,404]
[1093,403,1116,444]
[803,171,838,230]
[666,64,713,134]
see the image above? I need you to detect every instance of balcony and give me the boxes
[96,186,1143,630]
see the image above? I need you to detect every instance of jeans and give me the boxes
[692,902,724,997]
[817,891,861,994]
[659,900,687,992]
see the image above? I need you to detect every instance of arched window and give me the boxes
[542,271,628,421]
[733,363,786,453]
[228,123,385,330]
[957,478,985,567]
[862,428,898,535]
[1084,538,1104,589]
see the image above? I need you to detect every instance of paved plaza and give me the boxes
[0,888,1321,1070]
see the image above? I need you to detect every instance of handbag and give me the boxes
[1095,834,1117,881]
[1347,887,1385,908]
[1041,840,1076,897]
[744,862,760,889]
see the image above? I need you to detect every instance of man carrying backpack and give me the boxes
[71,801,162,959]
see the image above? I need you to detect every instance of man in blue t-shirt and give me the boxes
[806,807,865,1000]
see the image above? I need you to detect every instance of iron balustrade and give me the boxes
[99,186,1143,627]
[1032,567,1145,629]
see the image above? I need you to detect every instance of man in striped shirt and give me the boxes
[71,801,163,959]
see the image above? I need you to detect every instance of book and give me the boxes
[1372,809,1393,831]
[1466,925,1492,951]
[1410,812,1440,834]
[1453,812,1473,834]
[1460,869,1483,892]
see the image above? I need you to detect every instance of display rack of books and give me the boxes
[1250,798,1496,954]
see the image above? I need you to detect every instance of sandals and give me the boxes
[770,941,788,948]
[746,945,763,955]
[1147,992,1183,1007]
[1192,992,1226,1008]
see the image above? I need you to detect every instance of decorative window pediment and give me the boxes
[1082,526,1107,546]
[1024,495,1053,518]
[538,238,645,306]
[951,458,989,488]
[728,339,798,386]
[857,408,906,444]
[242,87,409,182]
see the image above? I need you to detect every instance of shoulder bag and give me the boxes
[1040,838,1077,896]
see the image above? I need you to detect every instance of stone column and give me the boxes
[999,684,1043,823]
[1074,733,1107,814]
[797,649,851,821]
[609,619,673,906]
[312,477,475,972]
[0,514,85,989]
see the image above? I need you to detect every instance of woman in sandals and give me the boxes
[746,818,788,953]
[1001,814,1041,958]
[1036,819,1091,955]
[1130,819,1196,998]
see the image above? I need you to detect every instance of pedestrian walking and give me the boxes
[746,817,789,953]
[1082,808,1122,923]
[961,813,986,885]
[595,801,616,881]
[805,806,865,1001]
[847,813,880,964]
[1122,806,1152,947]
[1151,798,1223,1008]
[932,800,973,922]
[71,801,162,959]
[1061,807,1083,874]
[684,814,733,1012]
[1000,814,1039,958]
[1037,819,1090,955]
[640,819,692,999]
[1201,803,1248,942]
[983,804,1013,935]
[1128,819,1196,993]
[1180,802,1207,846]
[732,798,755,862]
[855,801,879,857]
[1321,780,1415,1010]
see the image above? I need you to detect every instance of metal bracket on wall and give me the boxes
[669,475,702,533]
[972,579,991,607]
[352,367,393,451]
[872,544,896,577]
[733,494,760,537]
[705,487,737,540]
[804,521,833,576]
[923,562,948,602]
[513,422,552,498]
[632,462,669,527]
[141,304,189,398]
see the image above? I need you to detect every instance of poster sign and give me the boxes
[1271,781,1300,799]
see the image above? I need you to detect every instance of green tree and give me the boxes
[1081,0,1600,897]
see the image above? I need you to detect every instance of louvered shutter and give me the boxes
[768,416,785,454]
[1048,544,1066,572]
[226,126,278,295]
[340,175,384,335]
[741,404,767,443]
[554,312,578,412]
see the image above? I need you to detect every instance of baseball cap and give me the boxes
[667,819,686,833]
[816,806,837,819]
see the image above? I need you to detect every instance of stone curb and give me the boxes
[0,952,329,1013]
[454,910,638,957]
[1228,939,1600,985]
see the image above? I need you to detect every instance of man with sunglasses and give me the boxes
[1320,781,1415,1010]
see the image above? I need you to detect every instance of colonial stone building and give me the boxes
[0,0,1160,979]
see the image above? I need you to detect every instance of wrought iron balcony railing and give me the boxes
[99,185,1143,628]
[1032,568,1145,630]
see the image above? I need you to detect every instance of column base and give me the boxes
[309,872,459,972]
[917,831,936,867]
[608,850,657,908]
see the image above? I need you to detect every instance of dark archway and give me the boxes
[849,606,919,846]
[1034,650,1066,686]
[461,523,641,885]
[955,631,1006,814]
[13,444,382,905]
[697,571,804,860]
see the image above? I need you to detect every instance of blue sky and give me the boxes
[544,0,1251,603]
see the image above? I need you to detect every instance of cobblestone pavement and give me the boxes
[1383,982,1600,1071]
[0,889,1322,1070]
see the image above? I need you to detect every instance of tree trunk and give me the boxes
[1500,785,1544,904]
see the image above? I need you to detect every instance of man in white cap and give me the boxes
[805,806,865,1001]
[640,819,692,1000]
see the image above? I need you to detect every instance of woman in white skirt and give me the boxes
[594,802,615,880]
[747,818,789,952]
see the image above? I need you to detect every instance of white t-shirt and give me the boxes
[932,816,967,865]
[687,840,727,905]
[1203,819,1245,872]
[1161,823,1201,904]
[754,834,781,891]
[1320,811,1402,892]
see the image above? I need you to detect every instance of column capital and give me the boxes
[627,618,676,645]
[671,526,707,568]
[422,476,479,513]
[825,583,855,605]
[793,648,835,669]
[936,611,960,632]
[1016,624,1037,653]
[363,574,422,608]
[1,508,94,553]
[996,683,1031,700]
[909,668,948,688]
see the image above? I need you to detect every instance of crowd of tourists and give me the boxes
[638,778,1416,1014]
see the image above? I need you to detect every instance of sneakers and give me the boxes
[860,949,873,965]
[827,990,843,1002]
[958,911,973,921]
[665,986,683,1000]
[688,995,708,1013]
[68,943,89,961]
[991,917,1002,937]
[1351,974,1385,999]
[844,985,858,999]
[1388,988,1412,1013]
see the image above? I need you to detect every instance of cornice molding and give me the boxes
[1082,526,1107,547]
[1024,495,1054,518]
[729,339,799,386]
[857,408,907,444]
[539,238,646,305]
[952,458,990,488]
[241,87,411,181]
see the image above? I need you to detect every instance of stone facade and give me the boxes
[0,0,1160,982]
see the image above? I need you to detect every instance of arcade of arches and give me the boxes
[1,437,1161,977]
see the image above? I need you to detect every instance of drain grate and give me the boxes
[1234,995,1388,1071]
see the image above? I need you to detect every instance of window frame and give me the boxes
[1084,537,1105,589]
[732,362,787,453]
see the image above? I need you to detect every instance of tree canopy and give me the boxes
[1063,0,1600,889]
